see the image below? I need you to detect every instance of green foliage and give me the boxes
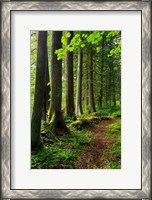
[61,32,71,46]
[70,128,92,145]
[31,30,121,169]
[70,119,88,130]
[108,119,121,133]
[108,44,121,57]
[101,120,121,169]
[55,48,65,60]
[105,161,121,169]
[86,31,103,44]
[55,31,107,60]
[65,117,75,124]
[96,47,101,53]
[112,143,121,155]
[31,125,93,169]
[96,106,121,117]
[72,120,82,129]
[70,115,101,130]
[106,31,120,42]
[55,32,83,60]
[32,114,121,169]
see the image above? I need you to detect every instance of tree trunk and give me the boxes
[49,31,68,134]
[42,42,50,121]
[109,65,112,108]
[85,64,89,111]
[88,47,96,113]
[31,31,47,149]
[65,32,75,119]
[111,57,116,107]
[98,37,104,108]
[75,47,83,116]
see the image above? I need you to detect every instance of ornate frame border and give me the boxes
[1,1,151,199]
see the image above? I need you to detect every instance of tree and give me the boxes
[42,38,50,120]
[83,61,89,112]
[48,30,121,114]
[75,47,83,116]
[65,31,75,119]
[88,46,96,113]
[31,31,47,149]
[98,34,105,108]
[49,31,68,134]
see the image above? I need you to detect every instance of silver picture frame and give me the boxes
[1,0,151,199]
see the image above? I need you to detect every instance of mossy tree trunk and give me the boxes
[98,36,104,108]
[75,47,83,117]
[111,56,116,107]
[88,46,96,113]
[31,31,47,149]
[49,31,68,134]
[84,63,89,112]
[65,31,75,119]
[42,40,50,121]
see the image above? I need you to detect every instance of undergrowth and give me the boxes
[31,108,121,169]
[101,119,121,169]
[96,106,121,118]
[31,127,93,169]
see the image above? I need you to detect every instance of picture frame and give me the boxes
[0,0,151,199]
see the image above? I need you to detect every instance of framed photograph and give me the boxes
[1,0,151,199]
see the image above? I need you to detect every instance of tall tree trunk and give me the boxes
[49,31,67,134]
[31,31,47,149]
[88,47,96,113]
[65,32,75,119]
[98,87,103,108]
[42,43,50,121]
[105,78,109,108]
[109,65,112,108]
[98,37,104,108]
[111,57,116,107]
[85,64,89,111]
[76,47,83,116]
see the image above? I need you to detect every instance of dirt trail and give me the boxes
[75,118,116,169]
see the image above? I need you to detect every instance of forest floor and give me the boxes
[32,113,121,169]
[75,118,120,169]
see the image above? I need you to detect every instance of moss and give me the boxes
[70,116,100,130]
[31,127,93,169]
[108,119,121,132]
[70,120,84,130]
[49,113,69,135]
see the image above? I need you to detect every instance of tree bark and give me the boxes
[42,42,50,121]
[98,37,104,108]
[85,64,89,111]
[111,57,116,107]
[109,65,112,108]
[31,31,47,149]
[49,31,68,134]
[65,32,75,119]
[88,47,96,113]
[76,47,83,116]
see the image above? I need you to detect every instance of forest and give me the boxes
[31,31,121,169]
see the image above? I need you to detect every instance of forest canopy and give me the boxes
[31,31,121,169]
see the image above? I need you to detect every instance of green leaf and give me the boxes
[81,44,85,48]
[55,48,65,60]
[96,47,100,53]
[65,32,71,38]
